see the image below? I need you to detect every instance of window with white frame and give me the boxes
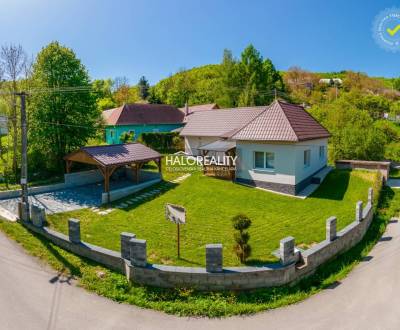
[319,146,325,159]
[304,149,311,167]
[254,151,275,170]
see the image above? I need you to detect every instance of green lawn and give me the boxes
[47,169,378,267]
[0,184,396,317]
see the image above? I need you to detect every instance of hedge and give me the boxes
[138,132,183,152]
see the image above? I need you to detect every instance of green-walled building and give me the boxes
[102,103,185,144]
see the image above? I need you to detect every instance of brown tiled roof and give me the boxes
[180,100,330,142]
[179,103,219,115]
[180,106,265,137]
[232,100,330,141]
[102,103,184,126]
[67,143,161,166]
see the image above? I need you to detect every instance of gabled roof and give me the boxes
[102,103,185,126]
[179,103,219,115]
[64,143,161,167]
[179,106,265,137]
[232,100,330,142]
[180,100,330,142]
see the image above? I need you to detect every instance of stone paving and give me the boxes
[0,182,105,215]
[171,173,191,184]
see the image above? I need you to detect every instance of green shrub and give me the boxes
[231,214,252,263]
[385,142,400,162]
[119,131,134,143]
[139,132,183,152]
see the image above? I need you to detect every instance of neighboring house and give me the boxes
[180,100,330,195]
[319,78,343,85]
[102,103,185,144]
[179,103,220,117]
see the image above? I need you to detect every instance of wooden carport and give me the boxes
[64,143,162,201]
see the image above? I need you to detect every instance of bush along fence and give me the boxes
[18,187,375,291]
[138,132,183,153]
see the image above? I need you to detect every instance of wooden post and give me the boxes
[157,158,162,175]
[65,160,72,173]
[135,163,139,184]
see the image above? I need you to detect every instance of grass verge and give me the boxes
[0,184,397,317]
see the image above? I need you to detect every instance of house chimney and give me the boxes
[185,102,189,116]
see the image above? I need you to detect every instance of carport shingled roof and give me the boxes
[66,143,161,166]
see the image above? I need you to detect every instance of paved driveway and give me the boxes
[1,218,400,329]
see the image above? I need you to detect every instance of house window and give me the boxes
[110,130,115,138]
[304,150,311,167]
[319,146,325,159]
[152,128,159,133]
[254,151,275,170]
[254,152,265,169]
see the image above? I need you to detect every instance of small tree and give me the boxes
[231,214,252,263]
[138,75,150,100]
[119,131,134,143]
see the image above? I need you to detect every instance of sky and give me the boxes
[0,0,398,84]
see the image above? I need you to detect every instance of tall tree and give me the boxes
[219,45,284,107]
[29,41,99,173]
[138,76,150,100]
[218,49,240,107]
[0,44,28,178]
[92,78,116,110]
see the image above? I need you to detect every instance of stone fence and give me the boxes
[20,187,375,291]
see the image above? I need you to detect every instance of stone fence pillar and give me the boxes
[129,238,147,267]
[68,218,81,243]
[30,205,46,228]
[280,236,298,266]
[206,243,223,273]
[326,216,337,241]
[368,187,373,205]
[356,201,363,222]
[120,232,136,259]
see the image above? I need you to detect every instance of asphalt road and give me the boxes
[1,219,400,330]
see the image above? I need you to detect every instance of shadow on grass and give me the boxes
[27,230,83,276]
[110,180,179,212]
[309,169,350,201]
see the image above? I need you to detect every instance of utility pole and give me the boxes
[16,91,29,220]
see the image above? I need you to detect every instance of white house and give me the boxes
[180,100,330,195]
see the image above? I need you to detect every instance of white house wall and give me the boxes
[235,141,297,185]
[235,138,328,195]
[293,138,328,184]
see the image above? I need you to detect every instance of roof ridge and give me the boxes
[229,101,299,140]
[273,100,300,141]
[277,100,327,140]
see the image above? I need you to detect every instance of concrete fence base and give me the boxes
[19,187,375,291]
